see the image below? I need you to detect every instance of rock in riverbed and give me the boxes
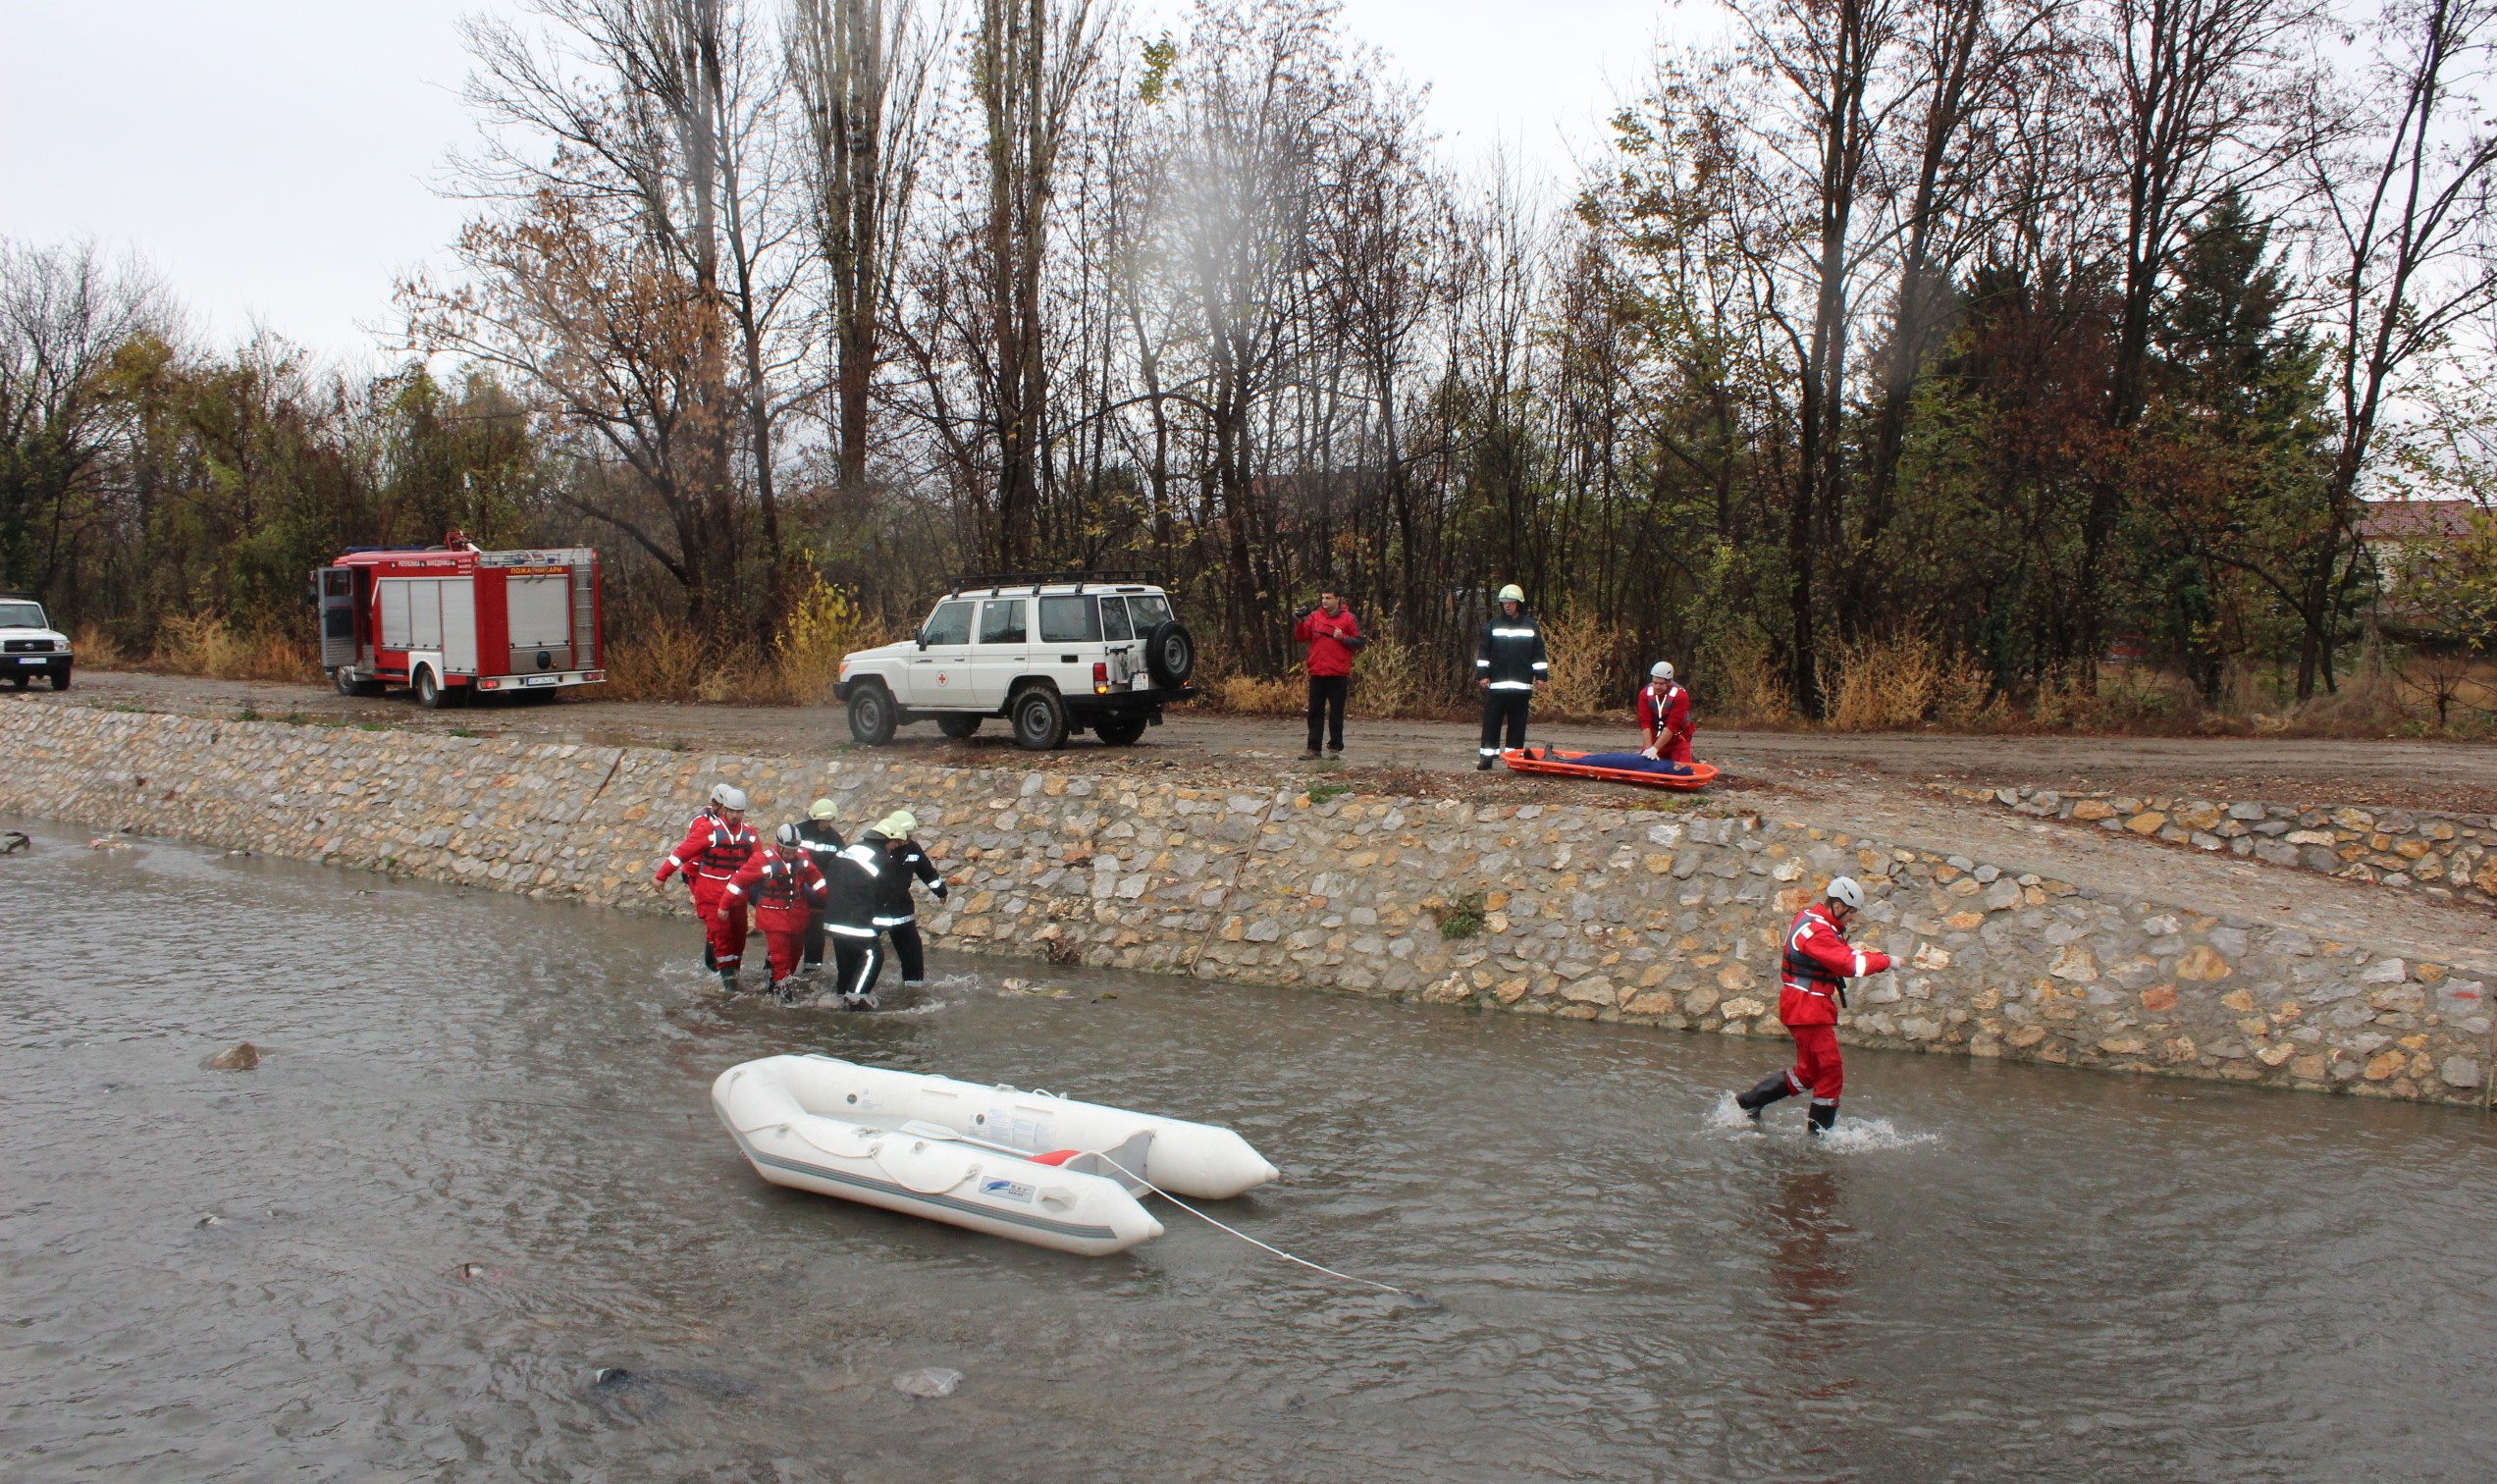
[200,1042,260,1071]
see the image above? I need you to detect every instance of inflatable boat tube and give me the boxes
[711,1055,1279,1255]
[1500,747,1719,790]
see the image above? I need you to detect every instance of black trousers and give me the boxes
[882,922,926,983]
[1479,689,1531,757]
[830,932,883,998]
[1306,674,1349,751]
[802,910,826,967]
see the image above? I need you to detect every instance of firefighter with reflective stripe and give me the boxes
[1733,875,1894,1135]
[793,797,846,972]
[1475,583,1549,768]
[819,831,889,1010]
[858,810,948,985]
[1638,661,1695,766]
[654,783,760,989]
[724,823,829,995]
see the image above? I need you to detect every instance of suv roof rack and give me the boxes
[947,568,1159,596]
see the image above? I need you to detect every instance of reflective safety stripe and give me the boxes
[839,844,883,874]
[1491,627,1537,638]
[1852,950,1868,976]
[664,854,683,867]
[825,924,877,937]
[1530,661,1549,670]
[724,883,745,897]
[871,915,913,927]
[1474,659,1490,667]
[1478,747,1500,756]
[1488,680,1533,691]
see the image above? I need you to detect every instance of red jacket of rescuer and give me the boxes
[1778,902,1893,1028]
[1639,682,1694,761]
[724,851,827,932]
[655,817,759,890]
[1294,607,1361,678]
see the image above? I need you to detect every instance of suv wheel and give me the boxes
[1144,619,1195,688]
[1010,685,1069,751]
[48,665,71,692]
[1094,716,1147,746]
[848,684,898,746]
[937,715,983,740]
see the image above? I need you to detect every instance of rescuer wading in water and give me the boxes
[1734,875,1894,1135]
[653,783,760,991]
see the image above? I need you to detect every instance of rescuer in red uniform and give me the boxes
[1734,875,1893,1135]
[654,782,760,990]
[725,823,830,997]
[1293,587,1362,759]
[1638,661,1695,766]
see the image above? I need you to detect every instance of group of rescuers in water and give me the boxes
[646,581,1890,1134]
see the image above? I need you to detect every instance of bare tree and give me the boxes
[2293,0,2497,694]
[426,0,806,629]
[0,239,170,607]
[788,0,943,490]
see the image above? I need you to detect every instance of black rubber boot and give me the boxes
[1734,1073,1793,1122]
[1807,1102,1838,1137]
[717,969,740,994]
[1476,758,1494,770]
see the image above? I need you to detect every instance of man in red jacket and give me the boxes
[1638,661,1696,766]
[1293,587,1362,759]
[654,783,760,990]
[1733,875,1893,1135]
[724,823,830,997]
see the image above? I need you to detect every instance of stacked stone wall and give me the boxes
[3,703,2486,1107]
[1961,784,2497,906]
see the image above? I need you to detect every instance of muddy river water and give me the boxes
[4,817,2494,1481]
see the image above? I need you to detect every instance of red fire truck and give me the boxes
[313,545,606,708]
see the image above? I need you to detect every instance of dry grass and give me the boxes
[1818,628,2006,731]
[602,580,892,705]
[1538,609,1633,720]
[72,624,131,669]
[148,615,321,683]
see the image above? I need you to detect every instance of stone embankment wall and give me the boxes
[1961,784,2497,906]
[4,703,2487,1107]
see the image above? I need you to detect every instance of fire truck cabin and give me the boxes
[314,547,605,707]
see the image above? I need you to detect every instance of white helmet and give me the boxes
[1826,875,1865,911]
[710,783,749,812]
[1650,661,1675,681]
[774,822,802,847]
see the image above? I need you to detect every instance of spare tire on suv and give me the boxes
[1143,619,1195,688]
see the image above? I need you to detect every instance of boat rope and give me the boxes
[1093,1153,1426,1304]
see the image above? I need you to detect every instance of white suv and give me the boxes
[0,594,73,691]
[835,574,1196,750]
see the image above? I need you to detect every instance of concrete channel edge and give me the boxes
[3,701,2487,1109]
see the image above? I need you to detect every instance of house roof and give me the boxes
[2359,499,2478,543]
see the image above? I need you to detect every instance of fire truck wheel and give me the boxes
[1010,684,1069,751]
[413,666,459,711]
[332,666,382,698]
[846,683,897,746]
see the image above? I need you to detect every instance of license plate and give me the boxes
[17,657,43,665]
[521,674,558,687]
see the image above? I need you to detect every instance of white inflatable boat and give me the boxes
[711,1055,1280,1256]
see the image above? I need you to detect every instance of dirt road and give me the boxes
[15,668,2496,971]
[23,668,2495,813]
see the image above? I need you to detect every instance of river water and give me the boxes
[4,818,2494,1482]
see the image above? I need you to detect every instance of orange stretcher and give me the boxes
[1499,747,1719,791]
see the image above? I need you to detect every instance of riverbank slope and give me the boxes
[4,699,2487,1106]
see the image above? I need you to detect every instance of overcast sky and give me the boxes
[0,0,1683,364]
